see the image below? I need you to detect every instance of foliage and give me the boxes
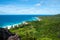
[9,14,60,40]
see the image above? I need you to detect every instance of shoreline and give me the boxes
[2,17,41,29]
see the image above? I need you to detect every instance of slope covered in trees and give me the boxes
[10,14,60,40]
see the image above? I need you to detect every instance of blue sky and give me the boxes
[0,0,60,15]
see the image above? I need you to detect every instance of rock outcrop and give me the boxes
[0,28,21,40]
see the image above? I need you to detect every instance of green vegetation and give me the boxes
[9,14,60,40]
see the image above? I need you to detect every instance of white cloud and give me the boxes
[35,3,41,7]
[0,5,59,15]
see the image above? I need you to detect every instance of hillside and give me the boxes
[9,14,60,40]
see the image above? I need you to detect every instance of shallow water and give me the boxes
[0,15,40,28]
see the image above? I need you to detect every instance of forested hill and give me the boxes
[10,14,60,40]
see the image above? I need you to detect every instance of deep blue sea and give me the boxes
[0,15,41,28]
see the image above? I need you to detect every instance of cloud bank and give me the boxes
[0,0,60,15]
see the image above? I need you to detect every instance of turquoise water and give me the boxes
[0,15,40,28]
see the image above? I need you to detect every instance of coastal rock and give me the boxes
[0,28,21,40]
[7,34,20,40]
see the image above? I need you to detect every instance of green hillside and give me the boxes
[9,14,60,40]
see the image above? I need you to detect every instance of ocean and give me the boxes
[0,15,40,28]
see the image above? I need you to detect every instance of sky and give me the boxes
[0,0,60,15]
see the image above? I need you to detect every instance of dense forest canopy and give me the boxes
[10,14,60,40]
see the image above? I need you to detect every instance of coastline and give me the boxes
[2,17,41,29]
